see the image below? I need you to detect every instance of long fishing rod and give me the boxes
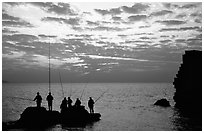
[69,79,72,97]
[8,96,34,102]
[7,96,46,103]
[79,79,89,100]
[94,88,109,103]
[48,42,51,93]
[80,89,85,100]
[59,70,65,98]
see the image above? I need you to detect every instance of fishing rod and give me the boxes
[79,79,89,100]
[48,42,51,93]
[94,88,109,103]
[80,89,85,100]
[7,96,34,102]
[69,79,72,97]
[59,70,65,98]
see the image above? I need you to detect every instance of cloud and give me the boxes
[3,13,20,21]
[80,54,149,62]
[163,3,200,9]
[128,15,147,22]
[94,9,109,16]
[175,13,186,18]
[38,34,57,38]
[122,3,149,14]
[4,2,21,6]
[3,51,26,59]
[2,21,34,28]
[41,17,80,26]
[94,3,149,15]
[150,10,173,17]
[179,3,200,9]
[156,20,186,26]
[86,26,128,31]
[73,63,88,67]
[190,12,202,18]
[180,26,201,31]
[159,28,180,32]
[2,13,34,27]
[109,7,122,15]
[159,39,172,43]
[195,18,201,23]
[86,20,100,26]
[32,54,84,68]
[160,35,169,38]
[139,25,151,29]
[94,7,121,16]
[123,40,153,44]
[3,34,38,43]
[2,2,201,83]
[112,16,123,22]
[99,62,119,66]
[175,39,186,43]
[163,3,171,9]
[140,36,156,40]
[3,28,18,34]
[29,2,77,16]
[118,34,127,38]
[159,26,201,32]
[186,35,202,46]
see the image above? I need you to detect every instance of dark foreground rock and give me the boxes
[154,98,170,107]
[173,50,202,130]
[3,107,60,130]
[3,106,101,130]
[61,106,101,127]
[173,50,202,116]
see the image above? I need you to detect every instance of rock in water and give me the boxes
[154,98,170,107]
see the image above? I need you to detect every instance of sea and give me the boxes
[2,83,201,131]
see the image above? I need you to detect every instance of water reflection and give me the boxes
[172,108,202,131]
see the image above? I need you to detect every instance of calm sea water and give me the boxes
[2,83,198,131]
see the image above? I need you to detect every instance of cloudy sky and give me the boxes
[2,2,202,83]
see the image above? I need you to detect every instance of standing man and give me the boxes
[46,92,53,111]
[88,97,94,113]
[67,97,72,108]
[75,98,81,107]
[34,92,42,108]
[60,97,67,113]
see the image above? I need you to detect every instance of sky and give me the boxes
[2,2,202,83]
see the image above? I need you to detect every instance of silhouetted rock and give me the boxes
[16,106,60,129]
[154,98,170,107]
[173,50,202,118]
[3,106,101,130]
[60,105,101,126]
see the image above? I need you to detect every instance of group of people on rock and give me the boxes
[33,92,95,113]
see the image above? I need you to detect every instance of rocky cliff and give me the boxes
[173,50,202,117]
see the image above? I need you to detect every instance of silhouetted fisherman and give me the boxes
[60,97,67,113]
[67,97,72,108]
[46,92,53,111]
[88,97,95,113]
[74,98,81,107]
[33,92,42,108]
